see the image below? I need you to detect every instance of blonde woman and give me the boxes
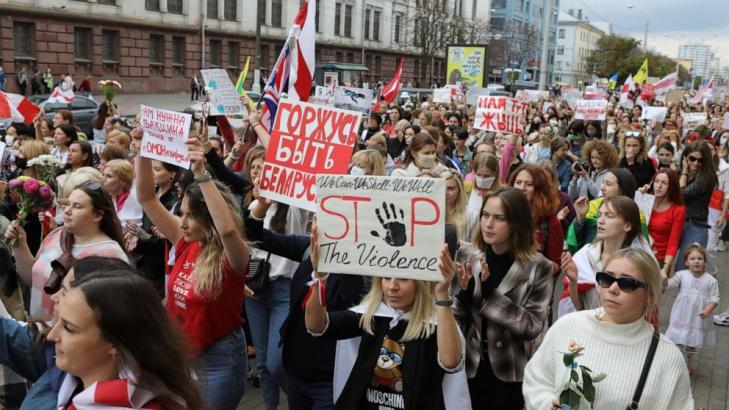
[442,170,478,243]
[619,130,656,187]
[243,145,266,207]
[103,159,143,228]
[136,138,251,409]
[466,153,500,213]
[350,149,386,176]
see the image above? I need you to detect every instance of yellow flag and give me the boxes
[634,58,648,86]
[235,57,255,111]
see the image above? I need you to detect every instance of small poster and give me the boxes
[200,69,247,116]
[139,105,192,168]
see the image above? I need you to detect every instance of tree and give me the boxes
[500,20,541,74]
[586,34,683,81]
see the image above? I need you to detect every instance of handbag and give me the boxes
[626,329,660,409]
[246,252,271,295]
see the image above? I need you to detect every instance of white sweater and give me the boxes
[523,309,693,410]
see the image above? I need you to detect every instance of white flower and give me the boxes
[27,154,60,168]
[567,339,583,354]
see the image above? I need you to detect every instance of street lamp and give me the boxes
[627,4,649,53]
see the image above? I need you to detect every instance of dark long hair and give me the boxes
[684,141,718,191]
[601,196,642,248]
[652,169,684,206]
[474,187,536,261]
[57,141,94,176]
[606,168,638,199]
[55,124,78,145]
[72,272,203,410]
[74,181,126,251]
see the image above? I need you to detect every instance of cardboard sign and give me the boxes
[474,96,528,135]
[641,106,668,122]
[683,112,707,130]
[574,99,607,121]
[465,87,491,106]
[139,105,192,168]
[200,69,246,116]
[723,113,729,130]
[334,86,374,117]
[433,87,452,103]
[316,175,446,281]
[259,100,361,212]
[310,85,335,106]
[633,192,655,224]
[665,89,683,105]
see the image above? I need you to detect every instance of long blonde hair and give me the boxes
[442,171,469,241]
[359,278,436,342]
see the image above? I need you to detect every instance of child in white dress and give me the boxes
[663,243,720,373]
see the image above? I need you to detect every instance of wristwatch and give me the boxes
[194,171,212,183]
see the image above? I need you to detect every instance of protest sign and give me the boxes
[724,113,729,130]
[139,105,192,168]
[433,87,452,103]
[525,90,549,102]
[200,69,246,116]
[310,85,335,106]
[633,192,656,224]
[334,86,374,116]
[446,45,487,87]
[574,99,607,121]
[641,106,668,122]
[542,102,553,113]
[465,87,491,106]
[473,96,528,135]
[316,175,445,281]
[683,112,707,130]
[665,89,683,105]
[564,89,583,109]
[259,99,361,212]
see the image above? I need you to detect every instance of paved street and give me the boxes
[91,92,195,117]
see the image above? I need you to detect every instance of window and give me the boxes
[315,0,320,32]
[556,45,564,55]
[556,61,562,70]
[364,9,370,40]
[335,3,341,35]
[224,0,237,20]
[172,36,185,66]
[149,34,163,65]
[394,14,401,43]
[168,0,183,14]
[373,10,380,41]
[260,45,269,69]
[490,18,504,31]
[344,4,352,37]
[272,0,283,27]
[558,28,565,39]
[145,0,160,11]
[492,0,506,8]
[375,56,381,77]
[13,22,34,58]
[97,0,116,4]
[228,42,240,68]
[336,51,343,62]
[102,30,119,62]
[207,0,218,18]
[74,27,92,61]
[210,40,222,67]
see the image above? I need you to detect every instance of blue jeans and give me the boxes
[675,220,708,271]
[285,372,334,410]
[196,327,247,410]
[245,277,291,409]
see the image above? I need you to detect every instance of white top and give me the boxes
[523,308,693,410]
[51,146,69,167]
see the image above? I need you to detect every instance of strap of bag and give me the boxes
[627,329,660,409]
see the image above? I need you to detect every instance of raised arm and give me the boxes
[135,154,182,246]
[435,245,465,370]
[304,224,329,335]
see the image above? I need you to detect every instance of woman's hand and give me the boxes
[561,252,578,282]
[4,221,27,248]
[456,261,472,290]
[249,109,261,126]
[126,220,151,241]
[309,220,327,279]
[478,255,490,283]
[681,156,689,175]
[244,285,258,299]
[230,141,242,159]
[436,245,455,298]
[638,184,649,194]
[187,138,206,177]
[574,196,589,221]
[557,206,570,221]
[124,231,139,252]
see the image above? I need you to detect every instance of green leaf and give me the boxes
[563,353,574,367]
[579,364,592,373]
[571,370,579,382]
[581,369,596,403]
[592,373,607,383]
[561,389,582,408]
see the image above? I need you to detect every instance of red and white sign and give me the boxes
[139,105,192,168]
[0,92,40,125]
[574,99,607,121]
[474,96,528,135]
[316,175,445,281]
[653,73,678,96]
[47,87,74,104]
[259,99,361,212]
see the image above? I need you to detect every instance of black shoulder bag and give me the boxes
[626,329,660,410]
[246,252,271,295]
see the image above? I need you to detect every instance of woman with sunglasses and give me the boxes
[5,180,128,319]
[524,248,693,409]
[559,196,655,317]
[675,141,718,270]
[619,131,656,188]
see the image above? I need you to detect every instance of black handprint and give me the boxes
[371,202,407,247]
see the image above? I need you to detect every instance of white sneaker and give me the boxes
[713,313,729,326]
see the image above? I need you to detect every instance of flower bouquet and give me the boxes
[559,340,606,410]
[98,80,122,115]
[27,154,60,188]
[5,176,55,247]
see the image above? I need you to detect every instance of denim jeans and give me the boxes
[196,327,247,410]
[245,277,291,410]
[675,220,708,271]
[285,372,334,410]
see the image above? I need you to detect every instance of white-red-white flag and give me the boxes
[380,58,404,104]
[0,92,41,125]
[47,86,74,104]
[653,72,678,96]
[619,74,635,109]
[288,0,316,102]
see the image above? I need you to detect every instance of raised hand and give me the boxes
[561,252,578,282]
[370,201,407,247]
[574,196,589,221]
[186,138,206,177]
[436,244,456,296]
[456,261,473,290]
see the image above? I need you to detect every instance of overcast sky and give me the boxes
[558,0,729,67]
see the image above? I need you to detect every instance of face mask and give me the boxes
[607,124,616,135]
[587,130,598,138]
[4,135,13,146]
[15,157,27,170]
[416,153,436,169]
[721,136,729,147]
[475,175,496,189]
[350,165,366,176]
[413,119,420,127]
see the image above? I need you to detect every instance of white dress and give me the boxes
[665,270,720,348]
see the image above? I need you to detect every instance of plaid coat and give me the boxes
[454,252,553,383]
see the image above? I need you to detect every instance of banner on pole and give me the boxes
[446,45,488,88]
[574,99,607,121]
[200,69,247,116]
[259,99,361,212]
[316,175,445,281]
[310,85,335,106]
[333,87,374,116]
[473,96,528,134]
[139,105,192,168]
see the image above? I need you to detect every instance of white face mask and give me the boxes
[5,135,13,146]
[416,153,436,169]
[721,136,729,147]
[607,124,616,135]
[350,165,366,176]
[475,175,496,189]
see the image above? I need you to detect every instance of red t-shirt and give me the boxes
[649,204,686,262]
[166,239,246,354]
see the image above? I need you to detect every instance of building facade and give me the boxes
[0,0,489,94]
[553,9,604,86]
[678,43,713,81]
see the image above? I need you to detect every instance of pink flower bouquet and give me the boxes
[6,176,55,247]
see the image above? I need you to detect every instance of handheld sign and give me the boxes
[139,105,192,168]
[641,106,668,122]
[633,191,656,224]
[474,96,528,135]
[316,175,446,281]
[200,69,247,116]
[433,87,452,104]
[259,99,361,212]
[574,99,607,121]
[334,86,374,116]
[683,112,707,131]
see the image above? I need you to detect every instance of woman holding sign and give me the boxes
[304,226,469,410]
[136,137,250,410]
[453,187,554,409]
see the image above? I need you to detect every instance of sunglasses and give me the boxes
[595,271,646,293]
[687,155,703,163]
[79,180,103,191]
[624,131,641,137]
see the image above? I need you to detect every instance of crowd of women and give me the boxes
[0,85,726,409]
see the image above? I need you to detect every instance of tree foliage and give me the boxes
[585,34,680,81]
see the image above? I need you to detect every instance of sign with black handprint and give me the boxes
[315,175,445,281]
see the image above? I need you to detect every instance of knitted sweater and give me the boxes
[523,309,693,410]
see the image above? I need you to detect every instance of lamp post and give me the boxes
[627,4,649,53]
[537,0,554,90]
